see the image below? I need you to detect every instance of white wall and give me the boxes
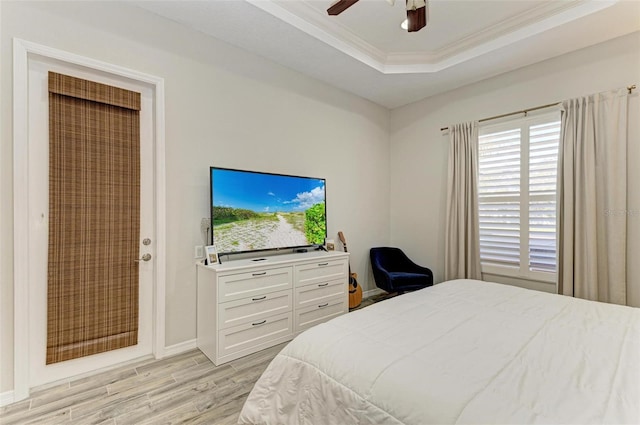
[0,1,390,393]
[389,32,640,306]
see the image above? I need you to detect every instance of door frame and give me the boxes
[12,38,167,401]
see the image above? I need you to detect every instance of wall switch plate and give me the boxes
[195,245,204,258]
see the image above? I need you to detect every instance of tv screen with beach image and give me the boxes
[211,168,326,254]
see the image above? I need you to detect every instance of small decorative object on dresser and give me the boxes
[325,239,335,251]
[204,245,218,265]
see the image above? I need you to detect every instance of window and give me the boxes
[477,113,560,282]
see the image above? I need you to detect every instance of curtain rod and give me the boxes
[440,84,637,132]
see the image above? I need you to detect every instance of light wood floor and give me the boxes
[1,295,388,425]
[0,343,287,425]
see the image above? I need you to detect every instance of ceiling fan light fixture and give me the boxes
[406,0,427,32]
[327,0,428,33]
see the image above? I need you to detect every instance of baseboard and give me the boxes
[163,339,197,357]
[363,288,385,298]
[0,390,15,407]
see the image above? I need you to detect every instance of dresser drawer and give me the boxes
[294,278,346,309]
[218,312,293,358]
[218,267,292,303]
[218,289,292,330]
[294,296,347,334]
[294,259,348,288]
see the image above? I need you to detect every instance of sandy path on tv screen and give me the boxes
[216,214,307,252]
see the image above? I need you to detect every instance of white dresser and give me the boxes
[196,251,349,365]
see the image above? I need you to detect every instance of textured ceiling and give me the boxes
[136,0,640,109]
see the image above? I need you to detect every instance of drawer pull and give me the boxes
[252,320,267,326]
[318,283,329,287]
[252,272,267,276]
[252,296,267,301]
[317,262,329,266]
[318,303,329,308]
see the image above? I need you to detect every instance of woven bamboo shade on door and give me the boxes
[47,72,141,364]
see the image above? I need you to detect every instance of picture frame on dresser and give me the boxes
[205,245,218,265]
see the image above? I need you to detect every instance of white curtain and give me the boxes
[445,122,482,281]
[557,88,628,305]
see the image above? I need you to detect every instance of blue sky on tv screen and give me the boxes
[212,169,325,213]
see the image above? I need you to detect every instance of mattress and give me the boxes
[238,279,640,424]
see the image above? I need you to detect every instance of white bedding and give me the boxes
[238,279,640,424]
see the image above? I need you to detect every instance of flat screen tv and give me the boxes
[210,167,327,255]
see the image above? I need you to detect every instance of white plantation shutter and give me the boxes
[478,128,520,268]
[478,202,520,267]
[529,201,556,271]
[478,114,560,280]
[529,121,560,272]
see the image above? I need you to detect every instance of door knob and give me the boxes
[135,253,152,262]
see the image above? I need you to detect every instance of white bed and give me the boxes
[238,279,640,424]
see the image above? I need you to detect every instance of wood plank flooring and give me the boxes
[0,343,286,425]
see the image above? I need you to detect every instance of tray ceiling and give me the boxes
[136,0,640,108]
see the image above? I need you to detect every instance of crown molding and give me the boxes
[246,0,388,72]
[248,0,619,74]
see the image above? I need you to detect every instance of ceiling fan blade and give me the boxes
[406,1,427,32]
[327,0,359,16]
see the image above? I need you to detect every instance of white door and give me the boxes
[26,56,155,387]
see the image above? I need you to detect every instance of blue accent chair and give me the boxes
[370,247,433,293]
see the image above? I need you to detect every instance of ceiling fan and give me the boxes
[327,0,428,32]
